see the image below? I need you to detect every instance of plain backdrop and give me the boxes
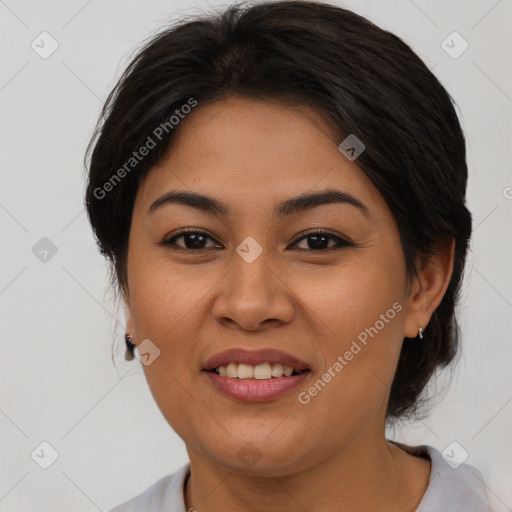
[1,0,511,510]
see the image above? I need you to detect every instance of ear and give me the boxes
[404,238,456,338]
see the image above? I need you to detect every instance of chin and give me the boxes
[198,431,311,475]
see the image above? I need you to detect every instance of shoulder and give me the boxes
[391,441,494,512]
[107,463,191,512]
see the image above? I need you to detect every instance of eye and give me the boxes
[290,230,354,251]
[160,229,221,250]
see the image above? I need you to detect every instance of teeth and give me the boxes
[253,363,271,379]
[214,363,299,379]
[226,363,238,378]
[271,363,284,377]
[238,363,255,379]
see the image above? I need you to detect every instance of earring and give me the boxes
[418,327,423,339]
[125,334,136,361]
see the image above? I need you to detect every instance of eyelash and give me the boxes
[159,228,354,252]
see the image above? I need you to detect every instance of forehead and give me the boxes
[134,96,389,222]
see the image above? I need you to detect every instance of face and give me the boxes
[124,96,440,475]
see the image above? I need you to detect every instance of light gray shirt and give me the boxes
[109,443,493,511]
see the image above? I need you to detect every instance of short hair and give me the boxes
[84,0,472,423]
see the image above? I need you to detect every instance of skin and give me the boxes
[123,96,455,511]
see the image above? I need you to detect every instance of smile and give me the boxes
[211,362,305,379]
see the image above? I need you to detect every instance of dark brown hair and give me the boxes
[84,0,472,422]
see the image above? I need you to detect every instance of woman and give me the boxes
[85,1,493,510]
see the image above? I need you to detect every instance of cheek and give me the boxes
[296,253,406,402]
[130,266,205,433]
[126,254,210,403]
[127,246,212,335]
[296,252,405,339]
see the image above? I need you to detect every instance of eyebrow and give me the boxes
[147,188,370,219]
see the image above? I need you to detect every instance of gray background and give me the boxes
[1,0,511,510]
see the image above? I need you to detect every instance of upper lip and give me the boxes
[202,348,311,372]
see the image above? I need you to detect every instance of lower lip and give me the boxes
[202,370,311,402]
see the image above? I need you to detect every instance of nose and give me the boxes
[211,248,295,332]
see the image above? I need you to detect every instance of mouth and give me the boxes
[201,348,312,402]
[202,347,311,375]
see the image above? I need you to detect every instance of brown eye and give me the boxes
[161,230,220,250]
[291,230,354,251]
